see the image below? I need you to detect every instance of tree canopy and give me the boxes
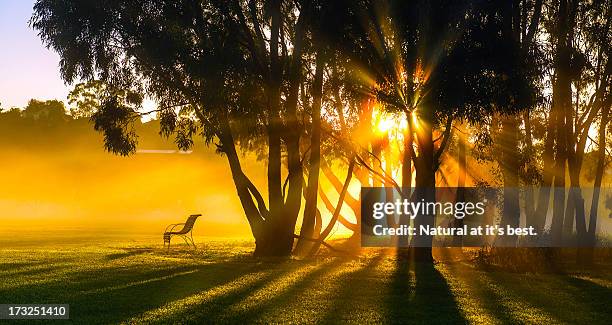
[31,0,611,260]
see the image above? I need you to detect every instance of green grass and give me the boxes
[0,235,610,324]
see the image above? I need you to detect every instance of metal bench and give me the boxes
[163,214,201,249]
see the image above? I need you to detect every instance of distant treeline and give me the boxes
[0,99,178,150]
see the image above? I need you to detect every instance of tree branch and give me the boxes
[434,117,454,170]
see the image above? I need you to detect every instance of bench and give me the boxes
[163,214,201,249]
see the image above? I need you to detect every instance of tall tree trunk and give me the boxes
[521,0,544,231]
[400,115,414,247]
[218,115,266,252]
[564,97,585,239]
[412,105,435,262]
[499,116,521,246]
[411,0,436,263]
[551,99,568,246]
[266,0,283,248]
[384,140,399,229]
[582,105,610,264]
[493,0,521,247]
[551,0,576,245]
[402,115,414,191]
[535,113,556,232]
[453,125,467,247]
[282,3,309,255]
[524,112,537,227]
[296,50,325,254]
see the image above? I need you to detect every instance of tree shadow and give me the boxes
[439,256,528,324]
[314,254,388,323]
[449,252,612,325]
[1,256,287,324]
[4,264,73,277]
[118,260,302,324]
[104,248,154,260]
[436,247,525,324]
[390,259,466,324]
[560,276,612,322]
[0,260,48,272]
[205,258,346,323]
[482,271,612,324]
[562,275,612,309]
[83,260,292,324]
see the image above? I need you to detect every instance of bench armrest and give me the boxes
[165,223,185,233]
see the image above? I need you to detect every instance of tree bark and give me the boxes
[282,2,309,255]
[534,112,555,232]
[296,49,325,254]
[308,158,356,255]
[582,105,610,264]
[402,114,414,191]
[266,0,283,233]
[551,0,576,245]
[453,125,466,247]
[524,112,537,227]
[412,104,435,262]
[217,115,266,250]
[499,116,520,246]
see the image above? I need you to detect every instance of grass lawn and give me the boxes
[0,233,610,324]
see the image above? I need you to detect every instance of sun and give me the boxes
[376,116,395,133]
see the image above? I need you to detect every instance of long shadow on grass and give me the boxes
[217,258,346,323]
[1,265,176,295]
[77,260,288,324]
[561,275,612,318]
[0,261,48,272]
[440,261,524,323]
[385,257,467,324]
[0,262,196,298]
[1,257,286,324]
[0,261,78,279]
[437,248,524,324]
[121,260,301,324]
[104,248,154,261]
[315,254,388,323]
[483,271,612,324]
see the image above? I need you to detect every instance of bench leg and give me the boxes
[175,235,189,248]
[163,234,172,250]
[190,233,196,249]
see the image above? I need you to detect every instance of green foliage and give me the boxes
[67,80,105,118]
[31,0,263,155]
[22,99,67,122]
[334,1,540,124]
[91,96,139,156]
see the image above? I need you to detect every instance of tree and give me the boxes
[32,0,328,256]
[22,99,67,125]
[337,0,538,260]
[67,80,105,119]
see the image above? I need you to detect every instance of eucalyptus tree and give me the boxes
[338,0,538,260]
[32,0,319,256]
[580,0,612,261]
[553,0,612,252]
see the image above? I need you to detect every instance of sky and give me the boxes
[0,0,71,109]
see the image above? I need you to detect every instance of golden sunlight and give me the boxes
[376,115,396,134]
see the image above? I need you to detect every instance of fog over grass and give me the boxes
[0,118,259,237]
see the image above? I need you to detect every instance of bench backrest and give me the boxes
[176,215,199,234]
